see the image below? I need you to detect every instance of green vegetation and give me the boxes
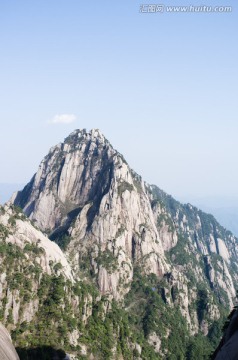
[1,228,222,360]
[125,271,222,360]
[0,232,225,360]
[0,196,233,360]
[118,181,134,196]
[96,248,118,274]
[8,205,27,226]
[157,212,175,233]
[0,223,9,240]
[24,242,45,255]
[54,233,71,250]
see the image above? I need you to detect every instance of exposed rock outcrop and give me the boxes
[0,204,73,281]
[0,323,19,360]
[0,204,75,328]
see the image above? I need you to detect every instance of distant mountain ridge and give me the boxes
[212,207,238,238]
[1,128,237,359]
[179,196,238,238]
[196,204,238,238]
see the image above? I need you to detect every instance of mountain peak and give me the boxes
[13,129,122,232]
[64,128,109,147]
[46,129,112,161]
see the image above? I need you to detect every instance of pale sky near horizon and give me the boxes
[0,0,237,201]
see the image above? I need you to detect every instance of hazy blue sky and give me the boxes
[0,0,237,201]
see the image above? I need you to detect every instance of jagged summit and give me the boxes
[66,128,107,143]
[48,128,112,155]
[13,128,124,231]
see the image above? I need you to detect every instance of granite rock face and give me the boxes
[0,323,19,360]
[0,204,73,281]
[0,204,74,327]
[0,324,19,360]
[13,129,169,299]
[9,128,238,357]
[150,185,238,308]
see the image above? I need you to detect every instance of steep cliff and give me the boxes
[13,129,168,300]
[0,204,78,356]
[149,185,238,334]
[7,128,238,359]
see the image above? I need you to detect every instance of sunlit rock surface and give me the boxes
[0,323,19,360]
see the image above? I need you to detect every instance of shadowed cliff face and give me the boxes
[13,129,117,232]
[0,323,19,360]
[212,308,238,360]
